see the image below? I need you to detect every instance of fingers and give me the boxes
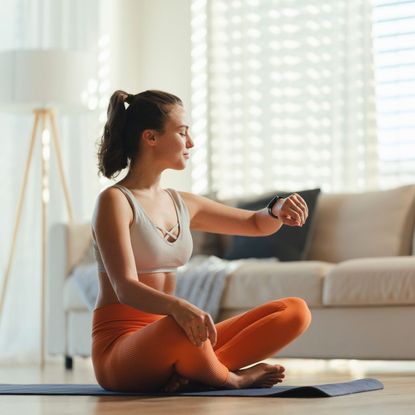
[286,206,304,225]
[280,194,308,226]
[189,323,203,347]
[188,314,216,348]
[293,193,308,218]
[175,301,216,348]
[288,195,307,224]
[204,313,217,347]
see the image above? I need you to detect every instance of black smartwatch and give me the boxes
[267,195,283,219]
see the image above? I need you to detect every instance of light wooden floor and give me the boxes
[1,357,415,415]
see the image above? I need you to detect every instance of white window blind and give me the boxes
[372,0,415,188]
[191,0,380,199]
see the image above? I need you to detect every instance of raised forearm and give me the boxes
[118,279,180,315]
[254,207,283,236]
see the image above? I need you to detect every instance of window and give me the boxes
[191,0,414,198]
[372,0,415,188]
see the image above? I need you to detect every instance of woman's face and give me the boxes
[156,104,194,169]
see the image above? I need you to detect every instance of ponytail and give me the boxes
[97,89,183,179]
[97,90,131,178]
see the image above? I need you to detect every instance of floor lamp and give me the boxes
[0,49,95,368]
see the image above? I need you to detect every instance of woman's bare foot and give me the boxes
[225,362,286,389]
[161,362,285,392]
[161,372,190,393]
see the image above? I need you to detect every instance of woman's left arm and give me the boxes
[178,191,308,237]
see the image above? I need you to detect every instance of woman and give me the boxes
[91,89,311,393]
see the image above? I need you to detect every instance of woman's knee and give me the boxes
[162,315,212,351]
[281,296,312,332]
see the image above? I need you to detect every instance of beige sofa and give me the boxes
[47,185,415,369]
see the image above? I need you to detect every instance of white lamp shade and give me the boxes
[0,49,97,113]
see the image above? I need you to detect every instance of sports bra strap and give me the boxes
[112,184,138,220]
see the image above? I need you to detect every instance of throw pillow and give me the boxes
[190,191,227,258]
[223,188,321,261]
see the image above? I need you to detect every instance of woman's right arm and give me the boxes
[92,187,217,347]
[92,187,178,315]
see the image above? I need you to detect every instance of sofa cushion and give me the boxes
[67,222,93,275]
[305,184,415,263]
[323,257,415,306]
[221,260,334,308]
[223,188,321,261]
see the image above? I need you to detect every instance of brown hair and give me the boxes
[97,89,183,179]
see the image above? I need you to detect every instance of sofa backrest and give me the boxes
[304,184,415,263]
[62,185,415,272]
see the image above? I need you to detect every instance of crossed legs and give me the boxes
[92,297,311,392]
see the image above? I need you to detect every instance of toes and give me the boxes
[265,372,285,379]
[264,364,285,373]
[265,379,283,387]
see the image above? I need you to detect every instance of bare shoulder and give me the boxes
[97,185,125,204]
[176,190,207,220]
[92,186,133,230]
[94,186,127,214]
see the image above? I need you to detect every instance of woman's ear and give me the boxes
[142,129,157,145]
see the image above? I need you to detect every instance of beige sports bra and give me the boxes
[93,184,193,274]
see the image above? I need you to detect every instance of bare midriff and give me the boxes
[95,270,176,309]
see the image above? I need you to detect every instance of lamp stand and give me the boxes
[0,108,74,369]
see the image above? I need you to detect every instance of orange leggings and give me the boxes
[91,296,312,392]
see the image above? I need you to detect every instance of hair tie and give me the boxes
[125,94,135,105]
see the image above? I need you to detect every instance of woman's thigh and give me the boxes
[96,313,230,392]
[95,315,186,392]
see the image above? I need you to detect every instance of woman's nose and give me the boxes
[186,135,194,148]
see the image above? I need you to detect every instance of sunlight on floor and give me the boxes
[2,356,415,385]
[266,357,415,378]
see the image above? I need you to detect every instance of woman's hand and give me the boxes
[273,193,309,227]
[169,298,217,347]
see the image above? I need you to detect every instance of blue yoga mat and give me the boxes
[0,378,383,397]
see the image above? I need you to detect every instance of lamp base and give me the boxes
[0,108,74,369]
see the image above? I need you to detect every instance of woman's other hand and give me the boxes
[273,193,309,227]
[169,298,217,348]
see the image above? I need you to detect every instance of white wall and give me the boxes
[107,0,192,191]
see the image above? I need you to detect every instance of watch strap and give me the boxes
[267,195,282,219]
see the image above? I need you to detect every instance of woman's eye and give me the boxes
[179,133,186,137]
